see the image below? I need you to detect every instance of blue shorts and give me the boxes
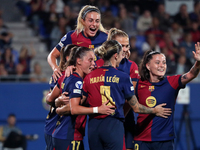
[88,116,124,150]
[124,110,135,149]
[52,137,84,150]
[134,140,174,150]
[44,133,53,150]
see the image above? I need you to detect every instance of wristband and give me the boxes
[93,107,98,113]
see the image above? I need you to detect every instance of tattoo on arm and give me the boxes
[128,95,153,114]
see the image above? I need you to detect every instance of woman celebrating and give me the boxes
[71,40,171,150]
[46,46,114,150]
[45,44,78,150]
[134,42,200,150]
[47,5,108,81]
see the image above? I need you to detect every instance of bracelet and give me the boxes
[93,107,98,113]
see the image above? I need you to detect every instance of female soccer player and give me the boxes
[96,28,139,150]
[47,5,108,81]
[71,40,171,150]
[46,46,115,150]
[134,42,200,150]
[45,44,77,150]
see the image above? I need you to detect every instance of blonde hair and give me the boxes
[107,28,128,40]
[76,5,107,35]
[94,40,122,61]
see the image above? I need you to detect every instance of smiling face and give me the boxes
[79,51,95,75]
[146,54,167,82]
[82,11,100,37]
[115,36,130,59]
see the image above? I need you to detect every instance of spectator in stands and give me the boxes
[30,62,47,82]
[0,46,16,74]
[0,17,13,49]
[153,3,171,31]
[0,62,8,76]
[159,31,179,60]
[101,8,116,30]
[136,10,152,33]
[27,0,46,36]
[50,16,70,50]
[0,114,27,150]
[173,4,190,32]
[142,33,160,54]
[13,63,30,82]
[190,21,200,43]
[189,1,200,23]
[179,32,195,63]
[145,16,164,42]
[175,55,190,74]
[41,2,59,38]
[168,21,183,47]
[18,43,36,74]
[118,6,135,36]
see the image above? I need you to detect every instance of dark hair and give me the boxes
[59,44,78,71]
[94,40,122,61]
[139,50,161,81]
[66,46,92,67]
[8,113,16,118]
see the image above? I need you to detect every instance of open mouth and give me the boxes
[90,27,96,32]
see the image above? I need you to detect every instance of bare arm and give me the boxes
[47,47,62,81]
[181,42,200,85]
[46,85,60,106]
[127,95,172,118]
[70,98,115,115]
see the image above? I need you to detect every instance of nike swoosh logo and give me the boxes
[77,42,83,44]
[141,85,145,88]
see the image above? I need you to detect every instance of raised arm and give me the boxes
[181,42,200,85]
[47,47,62,81]
[127,95,172,118]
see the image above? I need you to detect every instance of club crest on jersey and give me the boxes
[146,96,157,107]
[75,81,83,89]
[149,86,155,92]
[89,45,94,49]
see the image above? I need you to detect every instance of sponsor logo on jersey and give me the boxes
[149,86,155,92]
[130,86,134,91]
[135,70,139,74]
[89,45,94,49]
[58,41,64,47]
[146,96,156,107]
[73,89,81,94]
[141,85,145,88]
[75,81,83,89]
[77,42,83,45]
[61,35,66,41]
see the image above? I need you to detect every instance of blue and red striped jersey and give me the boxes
[52,73,86,140]
[56,30,107,51]
[83,66,135,120]
[44,72,65,136]
[134,75,185,141]
[96,58,139,81]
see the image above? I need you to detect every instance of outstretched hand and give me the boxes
[194,42,200,62]
[154,103,172,118]
[98,100,115,115]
